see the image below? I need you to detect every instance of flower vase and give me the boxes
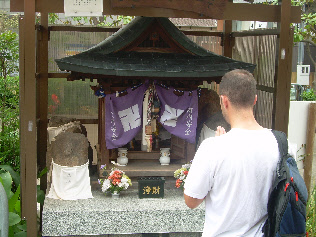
[159,148,171,165]
[111,191,120,198]
[117,148,128,166]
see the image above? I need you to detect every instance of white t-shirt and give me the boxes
[184,128,279,237]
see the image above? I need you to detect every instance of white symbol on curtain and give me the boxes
[118,104,141,132]
[185,108,193,136]
[160,104,184,127]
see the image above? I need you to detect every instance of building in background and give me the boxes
[0,0,10,12]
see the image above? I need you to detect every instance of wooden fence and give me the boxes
[233,35,277,129]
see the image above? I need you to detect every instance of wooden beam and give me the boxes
[232,29,280,37]
[182,31,222,37]
[10,0,301,23]
[21,0,38,235]
[48,72,70,78]
[48,25,120,32]
[274,0,293,134]
[49,25,277,38]
[111,0,301,23]
[304,103,316,195]
[112,0,231,20]
[49,25,223,37]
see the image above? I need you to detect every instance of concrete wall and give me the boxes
[0,0,10,12]
[288,101,316,186]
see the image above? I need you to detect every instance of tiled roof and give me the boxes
[56,17,255,79]
[57,51,255,78]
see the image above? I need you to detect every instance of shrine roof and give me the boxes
[56,17,255,78]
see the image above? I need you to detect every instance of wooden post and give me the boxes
[223,20,233,58]
[20,0,38,235]
[36,11,49,185]
[98,97,110,175]
[274,0,293,134]
[19,15,26,222]
[304,102,316,195]
[36,11,49,233]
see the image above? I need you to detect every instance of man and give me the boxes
[184,69,279,237]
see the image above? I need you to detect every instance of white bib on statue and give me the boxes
[47,160,93,200]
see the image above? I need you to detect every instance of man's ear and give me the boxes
[253,95,258,106]
[221,95,229,109]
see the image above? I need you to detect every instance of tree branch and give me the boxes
[301,40,316,66]
[301,40,316,48]
[310,25,316,35]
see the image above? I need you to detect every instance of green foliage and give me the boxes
[266,1,315,45]
[97,15,135,27]
[307,186,316,236]
[0,167,27,237]
[0,12,19,33]
[291,0,316,45]
[294,11,316,44]
[0,166,47,236]
[302,89,316,101]
[0,30,19,78]
[0,76,20,171]
[0,24,20,172]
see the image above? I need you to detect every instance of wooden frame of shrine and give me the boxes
[11,0,300,235]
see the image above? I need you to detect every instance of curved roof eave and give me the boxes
[55,17,256,78]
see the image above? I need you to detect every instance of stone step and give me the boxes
[42,189,204,236]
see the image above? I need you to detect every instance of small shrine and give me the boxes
[55,16,255,177]
[14,0,301,234]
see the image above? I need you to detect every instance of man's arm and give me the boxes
[184,192,204,209]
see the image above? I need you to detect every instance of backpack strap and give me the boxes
[271,130,289,178]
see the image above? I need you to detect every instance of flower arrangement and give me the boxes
[98,162,132,194]
[174,162,191,189]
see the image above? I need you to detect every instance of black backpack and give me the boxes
[262,130,308,237]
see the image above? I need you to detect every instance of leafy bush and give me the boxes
[0,165,47,237]
[302,89,316,101]
[0,165,26,237]
[307,186,316,236]
[0,76,20,171]
[0,29,20,172]
[0,30,19,78]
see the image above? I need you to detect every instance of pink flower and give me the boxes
[175,179,182,188]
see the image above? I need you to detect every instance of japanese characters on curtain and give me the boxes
[155,84,198,144]
[105,82,148,149]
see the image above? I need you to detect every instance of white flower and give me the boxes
[101,179,111,192]
[109,170,117,176]
[180,175,186,180]
[182,164,191,169]
[121,177,129,189]
[123,183,129,189]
